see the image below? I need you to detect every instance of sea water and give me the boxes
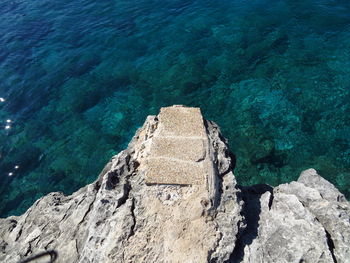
[1,0,350,217]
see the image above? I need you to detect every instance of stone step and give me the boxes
[157,106,207,137]
[145,157,205,185]
[149,136,206,162]
[144,106,210,185]
[145,106,210,185]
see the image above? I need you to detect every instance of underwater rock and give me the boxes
[0,106,349,263]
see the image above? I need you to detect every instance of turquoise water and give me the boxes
[1,0,350,217]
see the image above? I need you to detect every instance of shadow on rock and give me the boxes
[228,184,273,263]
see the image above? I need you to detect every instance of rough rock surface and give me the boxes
[0,106,243,263]
[0,106,349,263]
[231,169,350,263]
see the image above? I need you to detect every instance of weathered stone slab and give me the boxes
[145,157,204,185]
[158,106,206,137]
[144,106,209,185]
[149,137,206,162]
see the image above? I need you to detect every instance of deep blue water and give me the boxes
[1,0,350,217]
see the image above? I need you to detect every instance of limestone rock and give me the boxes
[0,106,349,263]
[232,169,350,263]
[0,106,243,263]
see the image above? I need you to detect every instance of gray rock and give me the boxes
[0,106,244,263]
[1,106,349,263]
[232,169,350,263]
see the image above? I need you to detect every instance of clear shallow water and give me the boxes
[1,0,350,217]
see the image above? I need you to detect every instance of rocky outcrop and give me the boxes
[0,106,349,263]
[231,168,350,263]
